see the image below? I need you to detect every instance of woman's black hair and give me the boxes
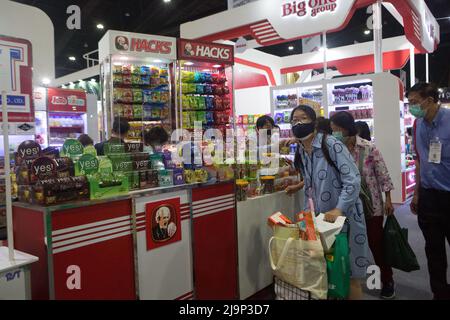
[355,121,371,141]
[316,117,332,135]
[290,105,317,123]
[330,111,357,137]
[78,134,94,147]
[256,115,276,130]
[144,126,169,146]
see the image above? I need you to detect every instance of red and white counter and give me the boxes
[12,181,238,300]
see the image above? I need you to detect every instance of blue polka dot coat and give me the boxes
[297,133,369,279]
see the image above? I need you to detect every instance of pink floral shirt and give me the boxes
[351,137,394,217]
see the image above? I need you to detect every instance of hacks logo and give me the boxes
[115,36,129,51]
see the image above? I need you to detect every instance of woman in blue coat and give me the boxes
[289,105,369,299]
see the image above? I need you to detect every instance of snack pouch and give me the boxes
[141,75,150,86]
[122,65,132,75]
[204,73,212,84]
[133,90,143,104]
[214,97,223,110]
[140,66,150,75]
[198,97,206,110]
[151,91,161,103]
[131,74,141,86]
[150,77,161,87]
[206,97,214,110]
[113,74,123,85]
[113,65,122,74]
[205,85,213,95]
[122,89,133,104]
[196,85,205,95]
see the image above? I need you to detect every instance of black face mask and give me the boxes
[292,122,315,139]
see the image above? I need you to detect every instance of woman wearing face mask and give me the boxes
[330,111,396,299]
[290,105,369,300]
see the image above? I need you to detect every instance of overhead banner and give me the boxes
[178,39,235,65]
[181,0,439,53]
[0,36,33,124]
[47,88,87,113]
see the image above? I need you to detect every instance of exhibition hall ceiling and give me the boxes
[10,0,450,85]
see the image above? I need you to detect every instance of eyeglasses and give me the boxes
[290,119,312,126]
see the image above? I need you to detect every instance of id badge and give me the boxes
[428,137,442,164]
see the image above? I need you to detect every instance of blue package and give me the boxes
[206,112,214,125]
[173,168,185,185]
[205,85,213,95]
[204,73,212,83]
[196,85,205,95]
[275,113,284,124]
[206,97,214,110]
[194,72,202,83]
[140,66,150,76]
[143,90,153,104]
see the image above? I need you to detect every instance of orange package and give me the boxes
[268,212,294,227]
[295,211,317,241]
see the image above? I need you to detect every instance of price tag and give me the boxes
[428,137,442,164]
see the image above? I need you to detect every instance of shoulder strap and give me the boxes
[358,146,366,173]
[321,134,339,173]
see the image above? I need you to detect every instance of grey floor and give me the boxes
[362,201,450,300]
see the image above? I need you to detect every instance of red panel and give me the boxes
[51,200,136,300]
[47,88,87,113]
[13,206,49,300]
[235,57,277,86]
[281,49,410,75]
[192,183,238,300]
[235,70,269,90]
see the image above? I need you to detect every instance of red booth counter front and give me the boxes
[12,181,238,300]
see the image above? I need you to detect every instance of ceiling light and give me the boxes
[42,78,50,85]
[154,59,163,63]
[184,62,194,66]
[120,56,128,61]
[68,56,76,61]
[288,46,294,51]
[125,13,130,17]
[213,64,222,68]
[202,69,211,72]
[163,0,171,3]
[96,24,104,30]
[364,30,371,35]
[90,78,96,82]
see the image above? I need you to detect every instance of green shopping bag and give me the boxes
[383,215,420,272]
[326,233,350,299]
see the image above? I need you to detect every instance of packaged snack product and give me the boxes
[205,85,213,95]
[122,65,132,75]
[196,85,205,95]
[160,92,170,103]
[158,170,173,187]
[214,97,223,110]
[113,65,122,74]
[205,97,214,110]
[141,75,150,86]
[131,74,141,86]
[140,66,150,75]
[173,168,185,185]
[133,89,143,103]
[113,74,123,85]
[133,105,143,119]
[131,65,141,75]
[122,89,133,104]
[222,97,231,109]
[197,97,206,110]
[151,91,161,103]
[184,170,196,184]
[122,73,132,86]
[151,108,162,119]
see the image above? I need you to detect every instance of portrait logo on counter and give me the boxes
[115,36,129,51]
[145,198,181,251]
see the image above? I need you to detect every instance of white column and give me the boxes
[373,1,383,73]
[323,32,327,80]
[426,53,429,83]
[2,91,15,261]
[410,44,416,87]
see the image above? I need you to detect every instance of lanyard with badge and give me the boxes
[429,136,442,164]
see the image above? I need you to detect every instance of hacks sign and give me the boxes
[178,39,234,65]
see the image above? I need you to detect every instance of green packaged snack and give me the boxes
[133,90,143,103]
[284,111,291,123]
[188,84,197,94]
[131,74,141,86]
[158,170,173,187]
[182,95,190,109]
[198,96,206,110]
[133,105,143,119]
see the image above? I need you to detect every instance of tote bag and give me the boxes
[269,225,328,300]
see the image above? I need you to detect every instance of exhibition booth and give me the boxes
[0,0,441,300]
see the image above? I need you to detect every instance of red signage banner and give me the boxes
[47,88,87,113]
[145,198,182,251]
[178,39,235,65]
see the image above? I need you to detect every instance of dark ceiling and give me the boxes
[10,0,450,86]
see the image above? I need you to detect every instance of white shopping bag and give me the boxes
[315,214,346,252]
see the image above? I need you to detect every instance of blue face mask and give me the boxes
[332,131,345,142]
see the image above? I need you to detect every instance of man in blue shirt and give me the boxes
[408,83,450,300]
